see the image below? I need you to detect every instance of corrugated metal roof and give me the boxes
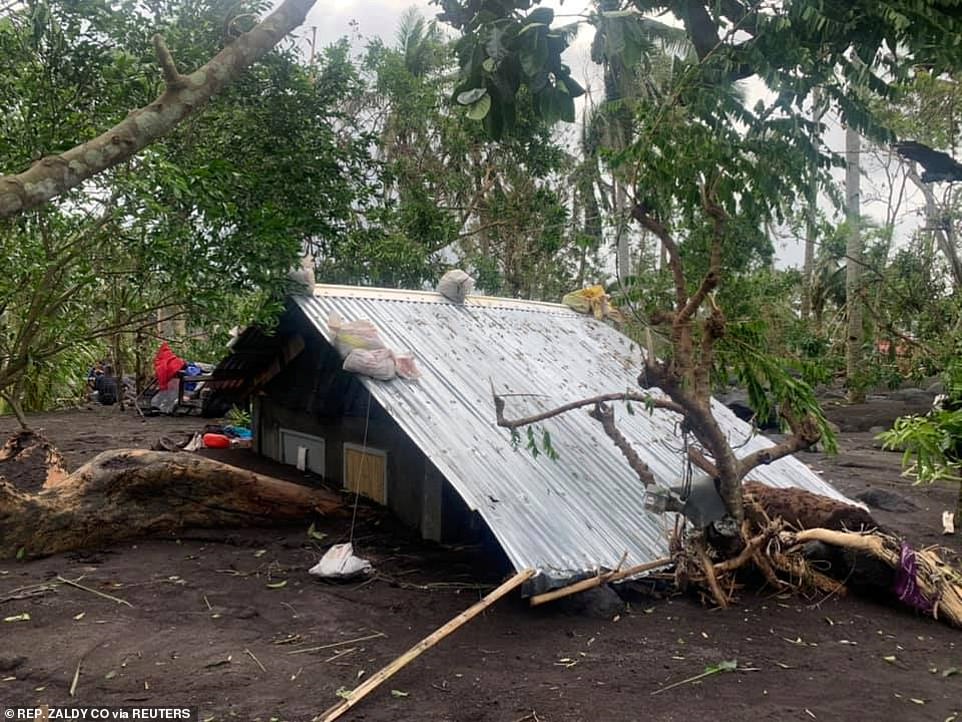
[294,285,851,588]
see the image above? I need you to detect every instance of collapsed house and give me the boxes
[209,284,851,593]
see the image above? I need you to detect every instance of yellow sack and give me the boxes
[562,285,621,321]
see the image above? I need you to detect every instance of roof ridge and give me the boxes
[310,284,576,314]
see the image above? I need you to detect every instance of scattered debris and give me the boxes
[309,543,373,581]
[69,659,82,696]
[57,576,132,607]
[651,659,738,696]
[244,648,266,673]
[316,568,533,722]
[287,632,386,656]
[944,511,955,536]
[530,557,671,607]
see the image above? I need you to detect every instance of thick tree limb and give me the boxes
[588,402,656,486]
[493,389,684,429]
[153,34,184,86]
[0,0,317,218]
[737,408,821,480]
[631,205,687,311]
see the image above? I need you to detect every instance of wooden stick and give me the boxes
[287,631,385,655]
[244,648,266,673]
[529,558,671,607]
[57,576,132,607]
[318,568,534,722]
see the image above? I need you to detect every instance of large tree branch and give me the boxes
[494,390,684,429]
[588,402,656,487]
[632,204,687,311]
[0,0,317,218]
[737,407,821,480]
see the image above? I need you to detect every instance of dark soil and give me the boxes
[1,403,961,722]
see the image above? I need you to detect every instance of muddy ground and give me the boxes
[0,401,960,722]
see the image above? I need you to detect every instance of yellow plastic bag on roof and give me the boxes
[562,285,622,321]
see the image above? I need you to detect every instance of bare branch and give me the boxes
[631,204,687,310]
[687,446,719,478]
[679,186,726,325]
[737,408,821,480]
[588,402,656,487]
[153,34,184,87]
[0,0,317,218]
[493,390,684,430]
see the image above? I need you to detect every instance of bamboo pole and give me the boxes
[317,568,534,722]
[529,557,671,607]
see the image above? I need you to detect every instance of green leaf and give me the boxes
[266,580,288,589]
[467,93,492,120]
[390,689,409,698]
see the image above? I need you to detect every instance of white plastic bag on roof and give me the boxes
[437,269,475,304]
[342,348,422,381]
[328,311,386,357]
[343,348,398,381]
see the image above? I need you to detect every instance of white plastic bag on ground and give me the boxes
[328,311,386,357]
[308,543,373,580]
[437,269,475,304]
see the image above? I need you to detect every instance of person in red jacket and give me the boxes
[154,342,186,391]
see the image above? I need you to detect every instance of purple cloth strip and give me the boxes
[894,542,933,614]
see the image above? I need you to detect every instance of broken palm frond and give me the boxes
[317,568,534,722]
[529,558,672,607]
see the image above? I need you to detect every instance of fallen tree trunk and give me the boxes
[0,445,342,559]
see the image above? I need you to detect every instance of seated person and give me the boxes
[94,365,119,406]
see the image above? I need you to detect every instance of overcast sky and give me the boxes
[291,1,927,270]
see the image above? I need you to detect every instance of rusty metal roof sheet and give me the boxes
[293,285,850,588]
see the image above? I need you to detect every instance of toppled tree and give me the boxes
[0,431,342,559]
[449,0,962,622]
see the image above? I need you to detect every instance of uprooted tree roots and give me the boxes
[0,430,342,559]
[673,482,962,629]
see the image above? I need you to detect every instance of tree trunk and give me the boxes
[0,441,342,559]
[908,166,962,291]
[0,0,318,218]
[801,90,824,323]
[844,125,864,403]
[615,180,631,283]
[0,392,29,431]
